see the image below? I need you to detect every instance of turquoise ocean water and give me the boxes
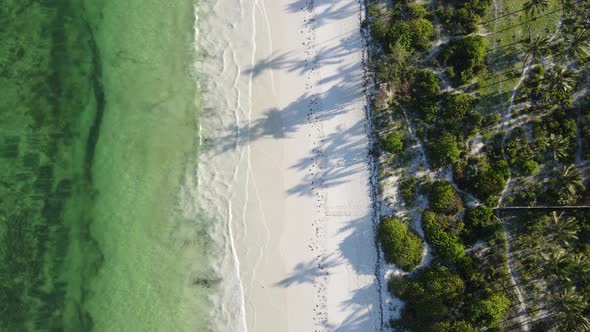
[0,1,211,330]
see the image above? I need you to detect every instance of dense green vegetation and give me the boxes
[435,0,491,35]
[438,36,487,85]
[428,181,462,215]
[399,176,418,205]
[389,266,467,330]
[369,0,589,328]
[382,131,405,154]
[510,211,590,330]
[378,217,424,272]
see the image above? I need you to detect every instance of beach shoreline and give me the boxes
[196,0,383,330]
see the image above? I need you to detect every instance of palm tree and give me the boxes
[542,211,579,247]
[544,134,569,161]
[523,0,550,40]
[566,29,590,60]
[551,286,590,331]
[524,0,550,15]
[544,67,577,93]
[521,35,549,64]
[540,246,568,281]
[570,253,590,274]
[549,164,584,205]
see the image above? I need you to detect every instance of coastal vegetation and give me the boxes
[368,0,589,329]
[378,217,424,271]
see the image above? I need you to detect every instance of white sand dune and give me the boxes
[196,0,382,330]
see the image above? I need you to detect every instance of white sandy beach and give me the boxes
[196,0,381,330]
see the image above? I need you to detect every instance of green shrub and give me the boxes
[388,274,423,299]
[429,181,462,214]
[427,133,460,168]
[433,213,465,236]
[389,21,413,50]
[378,217,424,272]
[462,206,495,243]
[389,267,465,330]
[408,18,435,51]
[436,0,489,35]
[521,159,539,175]
[512,181,542,206]
[439,36,487,85]
[368,3,390,42]
[434,320,479,332]
[421,267,465,303]
[387,9,435,51]
[482,113,500,127]
[468,294,510,328]
[382,132,404,154]
[407,3,428,19]
[400,176,418,205]
[410,69,441,122]
[441,93,475,119]
[423,211,466,264]
[454,157,508,203]
[464,111,484,136]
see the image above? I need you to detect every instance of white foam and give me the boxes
[192,0,251,330]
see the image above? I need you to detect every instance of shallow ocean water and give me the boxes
[0,0,213,330]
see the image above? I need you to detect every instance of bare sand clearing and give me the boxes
[196,0,382,330]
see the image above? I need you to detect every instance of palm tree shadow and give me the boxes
[275,255,341,287]
[285,0,358,28]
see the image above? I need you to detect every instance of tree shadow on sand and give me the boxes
[210,0,383,328]
[334,213,382,331]
[242,34,362,79]
[275,255,341,287]
[285,0,359,28]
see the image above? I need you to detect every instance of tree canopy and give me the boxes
[378,217,424,272]
[439,36,487,85]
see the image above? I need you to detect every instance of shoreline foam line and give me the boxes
[227,199,249,332]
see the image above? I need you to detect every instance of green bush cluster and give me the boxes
[371,3,436,52]
[377,217,424,272]
[388,266,466,330]
[440,93,476,120]
[426,133,461,168]
[422,93,485,168]
[410,68,441,122]
[365,0,582,329]
[531,109,577,163]
[423,211,466,264]
[435,0,490,35]
[454,156,509,204]
[400,176,418,206]
[462,206,495,243]
[381,131,404,154]
[441,93,481,133]
[511,179,543,206]
[428,181,463,214]
[505,127,542,176]
[467,294,511,328]
[433,320,479,332]
[438,36,487,85]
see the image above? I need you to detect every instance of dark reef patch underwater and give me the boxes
[1,1,103,329]
[1,0,208,330]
